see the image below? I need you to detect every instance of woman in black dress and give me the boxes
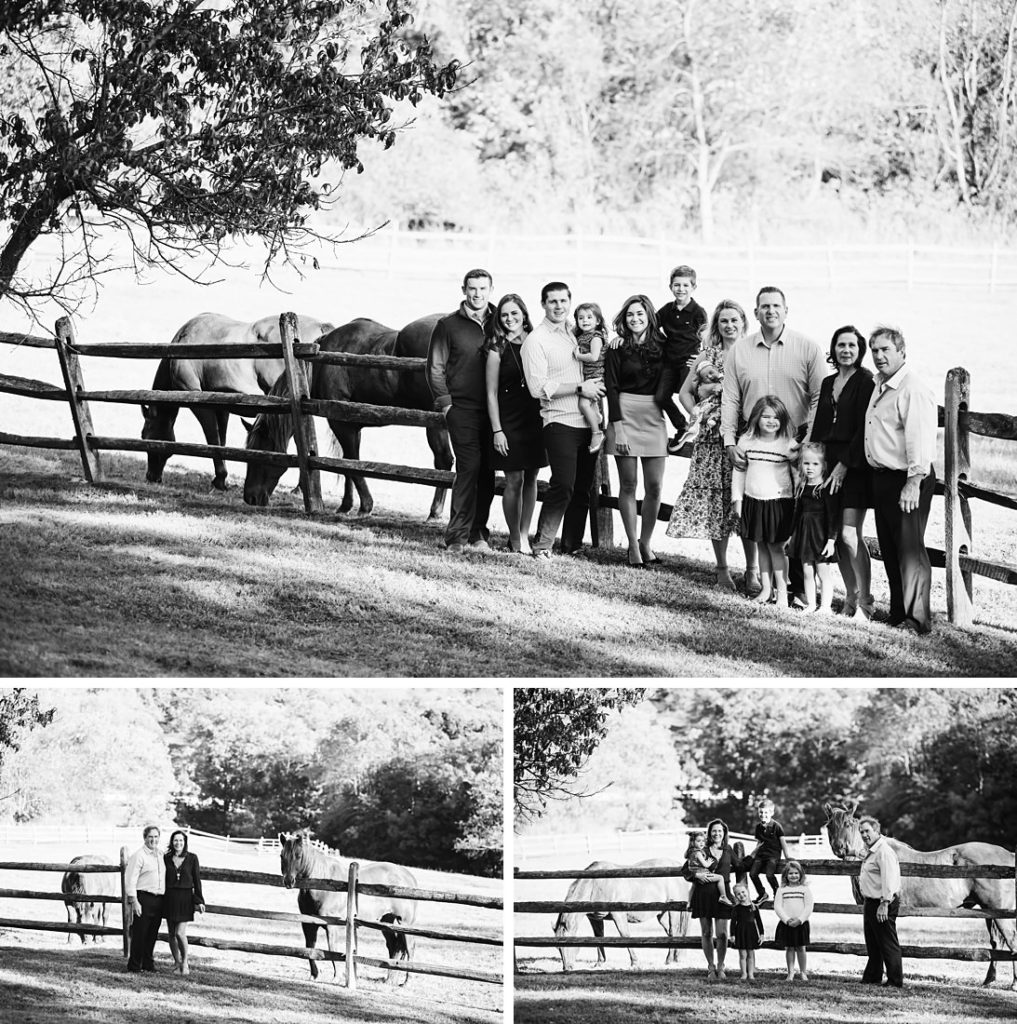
[605,294,668,567]
[164,830,205,975]
[484,293,547,553]
[686,818,735,980]
[809,326,876,618]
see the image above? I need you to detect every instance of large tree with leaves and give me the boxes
[0,688,54,810]
[0,0,458,314]
[514,687,646,821]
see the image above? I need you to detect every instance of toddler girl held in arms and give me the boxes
[675,361,723,447]
[573,302,608,453]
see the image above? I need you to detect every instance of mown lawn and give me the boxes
[2,446,1016,677]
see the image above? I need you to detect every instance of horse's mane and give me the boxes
[247,374,294,451]
[287,837,343,884]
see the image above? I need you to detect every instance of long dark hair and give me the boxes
[612,294,663,362]
[166,829,189,857]
[483,293,533,356]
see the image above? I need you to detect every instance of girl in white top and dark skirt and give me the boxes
[774,859,815,981]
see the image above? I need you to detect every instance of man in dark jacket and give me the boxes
[426,269,496,552]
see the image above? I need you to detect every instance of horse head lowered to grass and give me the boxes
[278,831,418,984]
[244,315,452,518]
[823,801,1017,988]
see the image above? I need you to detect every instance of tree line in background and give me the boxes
[341,0,1017,242]
[0,688,502,877]
[515,687,1017,851]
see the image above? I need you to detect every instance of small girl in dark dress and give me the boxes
[572,302,608,453]
[164,830,205,975]
[774,860,814,981]
[729,882,764,981]
[789,442,841,614]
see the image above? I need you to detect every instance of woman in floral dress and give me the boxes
[666,299,760,591]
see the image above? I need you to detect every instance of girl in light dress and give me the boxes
[789,442,841,614]
[774,859,815,981]
[731,395,797,606]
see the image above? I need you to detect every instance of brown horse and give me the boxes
[278,831,418,984]
[61,854,116,944]
[243,315,452,518]
[823,801,1017,988]
[142,312,333,490]
[553,859,690,971]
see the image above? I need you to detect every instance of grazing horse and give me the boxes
[823,801,1017,988]
[553,859,690,971]
[61,854,116,944]
[242,316,453,518]
[142,312,333,490]
[278,831,418,984]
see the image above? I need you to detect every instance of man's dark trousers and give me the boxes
[444,405,494,547]
[862,895,903,986]
[871,467,935,630]
[533,423,595,553]
[127,891,163,971]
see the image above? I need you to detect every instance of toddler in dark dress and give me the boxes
[789,442,841,614]
[729,883,764,981]
[572,302,608,453]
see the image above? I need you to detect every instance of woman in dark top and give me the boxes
[164,830,205,975]
[484,293,547,553]
[686,818,735,981]
[605,294,668,567]
[809,325,876,618]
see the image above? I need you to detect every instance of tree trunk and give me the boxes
[0,183,75,299]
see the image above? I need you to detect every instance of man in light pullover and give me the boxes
[125,824,166,973]
[858,816,903,988]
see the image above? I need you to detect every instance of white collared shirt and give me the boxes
[521,317,584,427]
[864,363,937,476]
[858,835,901,901]
[125,843,166,897]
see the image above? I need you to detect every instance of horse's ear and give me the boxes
[278,832,288,845]
[849,798,859,817]
[822,802,832,817]
[241,418,254,435]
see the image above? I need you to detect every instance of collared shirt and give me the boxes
[858,835,901,901]
[863,363,937,477]
[425,302,492,412]
[125,843,166,897]
[521,317,585,428]
[721,328,825,446]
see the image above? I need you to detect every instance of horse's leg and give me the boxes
[612,914,638,969]
[336,424,372,515]
[425,422,453,520]
[589,916,605,968]
[65,902,77,944]
[659,910,680,965]
[324,924,338,981]
[301,922,320,980]
[192,405,230,490]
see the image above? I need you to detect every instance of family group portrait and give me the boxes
[0,686,504,1024]
[512,686,1017,1024]
[2,0,1016,677]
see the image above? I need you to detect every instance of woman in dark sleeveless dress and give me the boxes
[686,818,735,980]
[164,829,205,975]
[809,325,876,617]
[484,293,547,552]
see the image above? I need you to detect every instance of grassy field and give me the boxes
[514,849,1016,1023]
[0,839,502,1024]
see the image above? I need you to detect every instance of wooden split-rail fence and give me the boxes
[513,859,1017,972]
[1,313,1016,624]
[0,850,502,989]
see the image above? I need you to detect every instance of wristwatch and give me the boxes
[575,384,583,395]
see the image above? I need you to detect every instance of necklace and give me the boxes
[507,340,526,389]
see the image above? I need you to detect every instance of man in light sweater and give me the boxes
[858,816,904,988]
[521,282,606,559]
[125,823,166,973]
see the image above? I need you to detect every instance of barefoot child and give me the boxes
[731,395,797,606]
[729,883,764,980]
[572,302,607,453]
[774,860,814,981]
[789,442,841,613]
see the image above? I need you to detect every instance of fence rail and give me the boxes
[0,852,502,989]
[2,311,1015,624]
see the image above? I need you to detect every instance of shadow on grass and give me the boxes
[0,943,498,1024]
[514,967,1016,1024]
[3,449,1016,676]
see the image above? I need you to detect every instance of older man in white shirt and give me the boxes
[125,824,166,973]
[521,282,606,559]
[863,326,938,633]
[858,816,903,988]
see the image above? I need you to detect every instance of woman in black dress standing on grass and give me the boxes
[164,830,205,975]
[809,325,876,618]
[484,293,547,553]
[687,818,735,981]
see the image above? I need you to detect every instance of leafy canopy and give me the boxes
[0,0,459,313]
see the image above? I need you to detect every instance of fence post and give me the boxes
[345,861,359,991]
[590,449,614,548]
[279,311,323,514]
[119,845,130,958]
[944,367,974,626]
[54,316,103,483]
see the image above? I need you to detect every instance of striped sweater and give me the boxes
[774,883,815,924]
[731,433,795,501]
